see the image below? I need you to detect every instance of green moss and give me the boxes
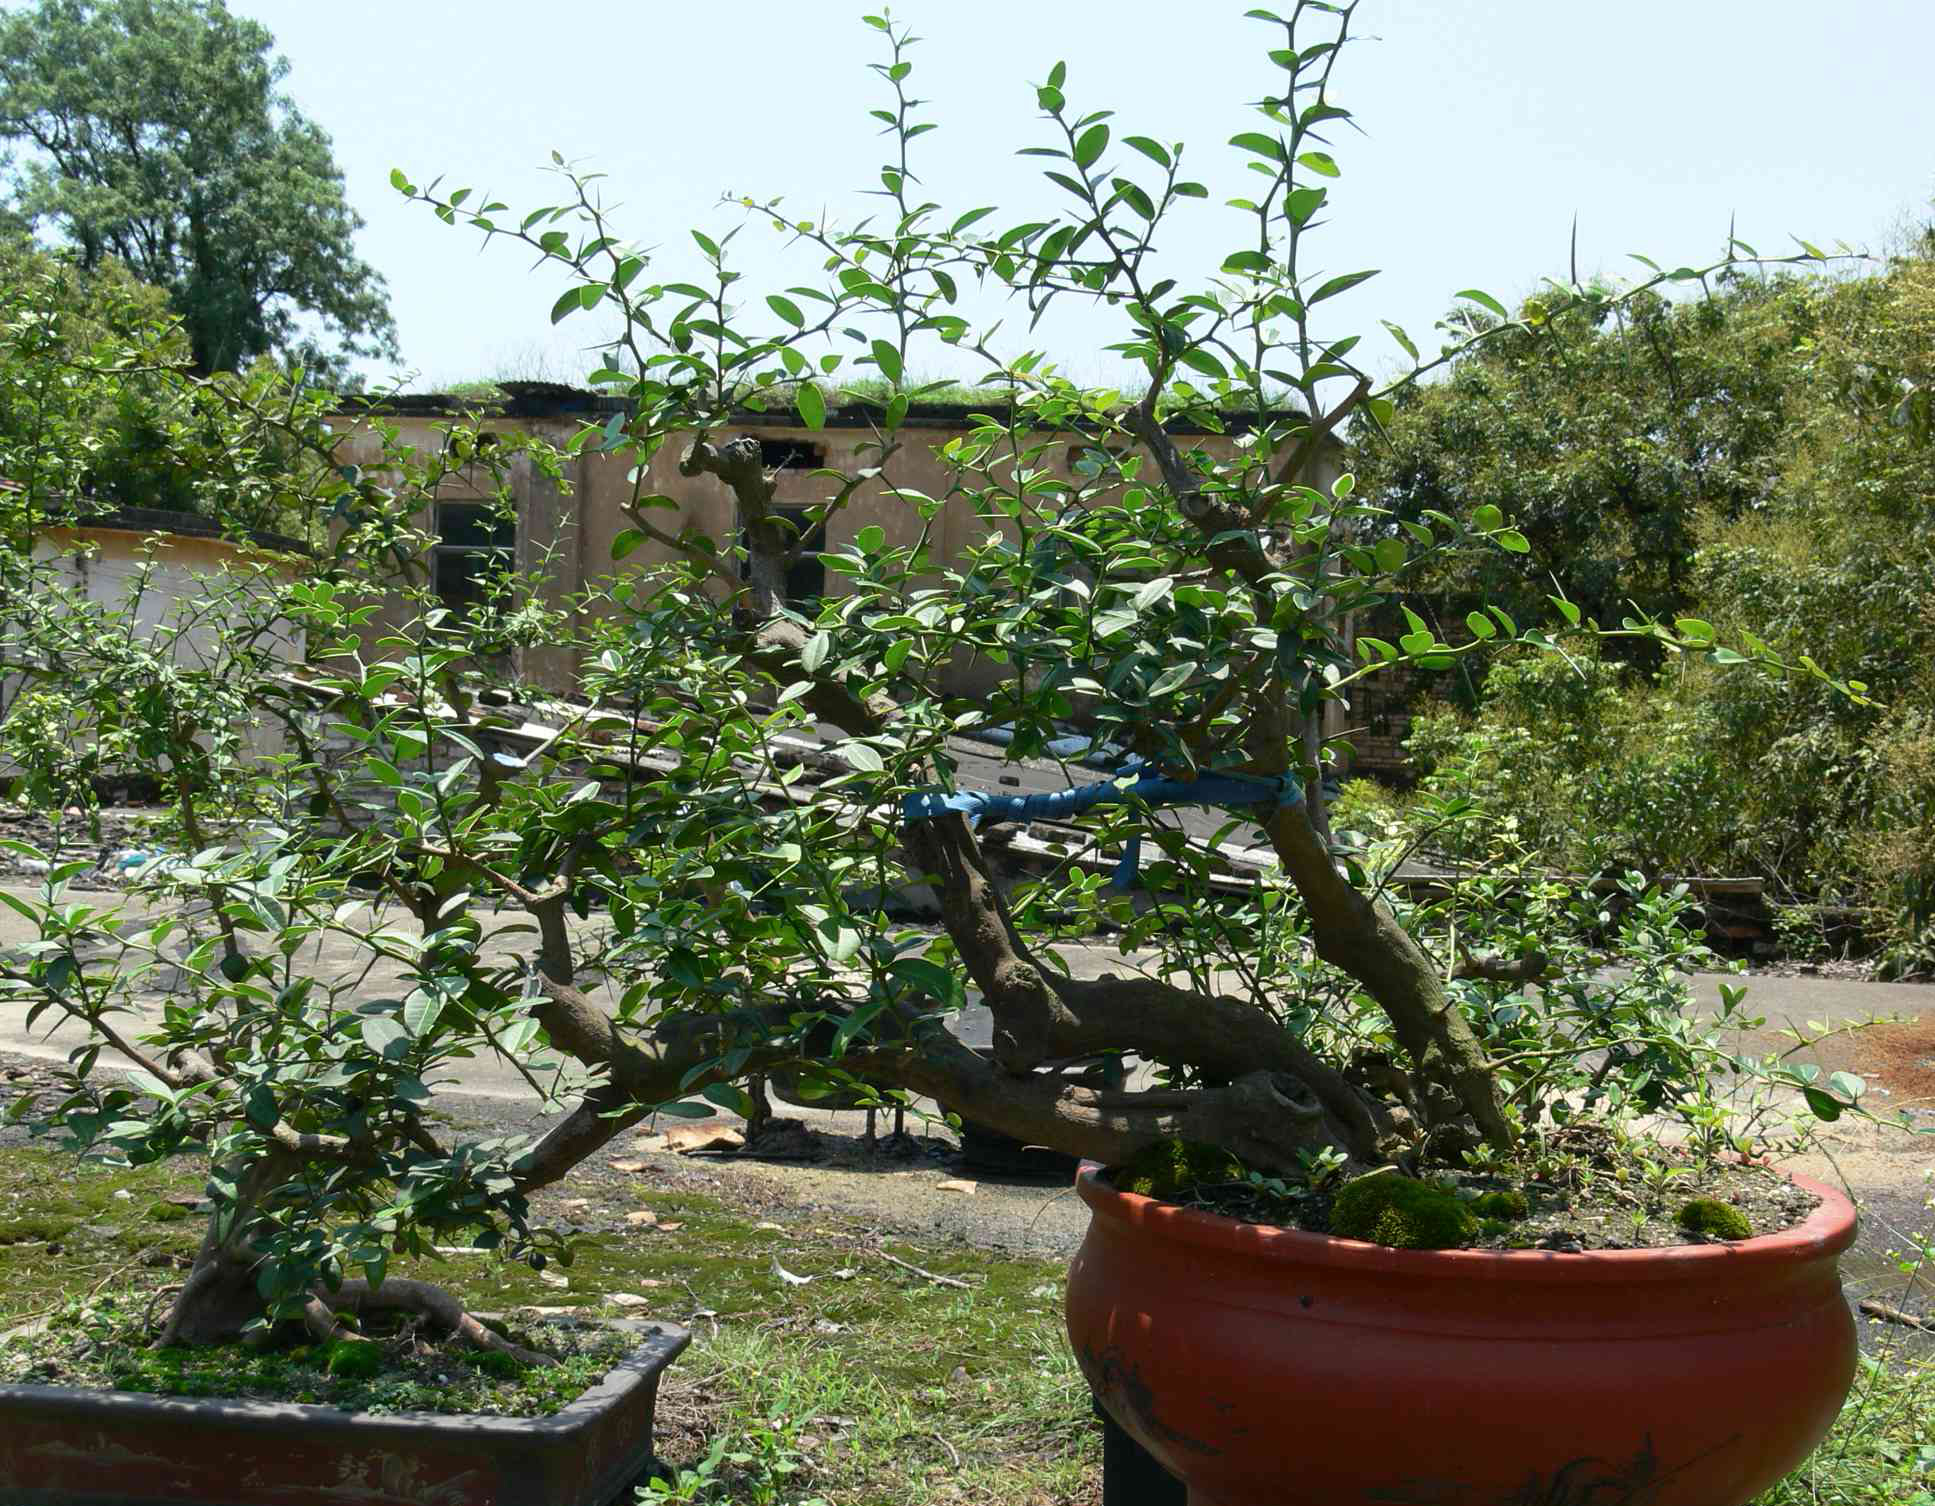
[1115,1140,1245,1200]
[143,1200,194,1223]
[0,1215,77,1244]
[460,1347,526,1379]
[322,1339,383,1379]
[1676,1198,1753,1240]
[1471,1189,1530,1221]
[1329,1172,1477,1250]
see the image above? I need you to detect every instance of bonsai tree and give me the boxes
[0,1,1869,1355]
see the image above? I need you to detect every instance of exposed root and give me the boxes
[310,1278,558,1368]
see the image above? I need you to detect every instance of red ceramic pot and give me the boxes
[1067,1163,1857,1506]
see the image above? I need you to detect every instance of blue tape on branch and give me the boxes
[901,768,1305,890]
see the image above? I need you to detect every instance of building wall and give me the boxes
[8,520,305,760]
[328,400,1347,715]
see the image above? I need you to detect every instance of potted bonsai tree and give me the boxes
[0,4,1883,1504]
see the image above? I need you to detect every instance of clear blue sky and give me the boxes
[233,1,1935,395]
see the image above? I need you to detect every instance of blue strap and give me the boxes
[902,768,1304,890]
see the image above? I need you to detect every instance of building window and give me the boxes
[759,438,824,472]
[433,500,515,613]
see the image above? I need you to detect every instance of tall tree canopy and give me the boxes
[0,0,396,377]
[1350,273,1818,639]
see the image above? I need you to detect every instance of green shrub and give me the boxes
[1330,1173,1476,1249]
[1329,778,1408,837]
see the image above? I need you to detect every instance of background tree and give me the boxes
[1367,233,1934,962]
[0,0,396,379]
[1350,271,1818,644]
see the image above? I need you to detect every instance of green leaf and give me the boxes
[796,383,826,430]
[1550,595,1583,627]
[655,1101,717,1119]
[1496,530,1530,554]
[1296,151,1340,177]
[870,340,904,384]
[361,1017,408,1059]
[1373,537,1408,573]
[1802,1086,1843,1123]
[403,991,444,1038]
[1286,186,1326,226]
[1457,288,1511,320]
[1147,661,1196,698]
[856,525,885,553]
[1826,1071,1865,1102]
[1381,320,1419,361]
[1133,576,1174,612]
[888,957,960,1004]
[766,294,805,327]
[801,632,832,673]
[1674,618,1716,645]
[1222,249,1275,276]
[1471,503,1505,533]
[1123,135,1171,168]
[1309,269,1378,304]
[244,1086,279,1130]
[702,1082,754,1118]
[611,527,646,561]
[1178,347,1228,379]
[1073,123,1110,169]
[1465,611,1498,640]
[842,742,884,773]
[1229,132,1284,161]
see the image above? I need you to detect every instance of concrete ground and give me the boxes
[2,880,1930,1350]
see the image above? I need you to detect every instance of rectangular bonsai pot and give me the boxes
[0,1317,689,1506]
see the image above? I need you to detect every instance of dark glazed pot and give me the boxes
[1066,1164,1856,1506]
[0,1318,688,1506]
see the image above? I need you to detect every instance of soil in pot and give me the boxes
[1,1284,631,1415]
[1117,1124,1823,1252]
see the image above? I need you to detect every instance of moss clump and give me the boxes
[0,1216,77,1244]
[1330,1173,1477,1250]
[322,1339,383,1379]
[144,1200,194,1223]
[1471,1189,1530,1221]
[1676,1198,1754,1241]
[461,1347,526,1379]
[1116,1139,1245,1200]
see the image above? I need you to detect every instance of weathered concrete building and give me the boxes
[329,382,1344,702]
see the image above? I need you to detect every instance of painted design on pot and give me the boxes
[26,1432,173,1470]
[1370,1430,1746,1506]
[306,1452,487,1505]
[1077,1341,1219,1458]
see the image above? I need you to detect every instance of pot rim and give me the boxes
[1074,1161,1856,1283]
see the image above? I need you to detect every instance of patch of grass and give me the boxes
[1757,1351,1934,1504]
[7,1139,1921,1505]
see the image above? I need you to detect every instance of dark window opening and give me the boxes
[741,505,826,604]
[434,500,515,613]
[759,438,824,472]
